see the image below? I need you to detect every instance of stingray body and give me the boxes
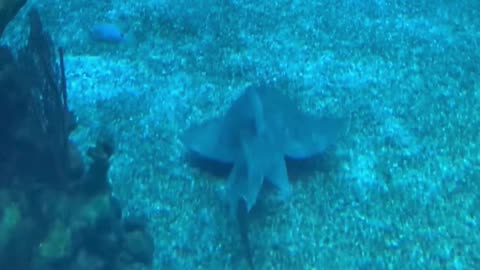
[182,83,344,268]
[183,84,344,213]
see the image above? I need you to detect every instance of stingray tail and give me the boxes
[237,198,255,270]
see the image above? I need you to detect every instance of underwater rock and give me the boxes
[67,143,85,180]
[122,214,148,233]
[0,8,76,188]
[3,216,39,269]
[71,249,106,270]
[81,134,115,195]
[122,230,154,265]
[89,231,123,260]
[74,194,118,232]
[0,202,21,253]
[0,192,43,269]
[0,8,155,270]
[0,0,26,37]
[37,220,75,264]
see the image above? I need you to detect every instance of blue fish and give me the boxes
[90,24,126,44]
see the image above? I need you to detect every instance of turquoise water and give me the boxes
[1,1,479,269]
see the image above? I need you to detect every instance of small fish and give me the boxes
[90,24,126,44]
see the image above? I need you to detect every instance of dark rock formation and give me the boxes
[0,0,26,36]
[0,8,154,270]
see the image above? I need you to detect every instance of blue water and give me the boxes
[1,0,479,269]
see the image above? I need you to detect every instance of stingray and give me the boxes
[182,83,344,269]
[183,83,344,213]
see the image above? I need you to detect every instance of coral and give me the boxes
[0,8,81,188]
[0,8,154,270]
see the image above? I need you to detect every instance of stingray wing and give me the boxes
[182,118,237,163]
[284,116,346,159]
[255,86,344,159]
